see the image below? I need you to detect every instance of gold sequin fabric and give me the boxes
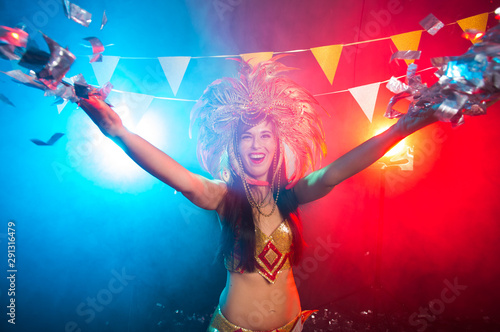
[207,305,317,332]
[225,220,292,283]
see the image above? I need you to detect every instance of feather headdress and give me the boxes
[190,56,327,188]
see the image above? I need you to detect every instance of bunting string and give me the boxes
[92,11,493,60]
[312,67,436,97]
[41,11,497,120]
[109,88,197,102]
[108,66,435,103]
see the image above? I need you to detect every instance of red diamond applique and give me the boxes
[258,241,282,270]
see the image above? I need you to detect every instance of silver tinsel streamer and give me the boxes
[386,23,500,126]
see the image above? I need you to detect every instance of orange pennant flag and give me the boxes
[457,13,488,44]
[390,31,422,65]
[240,52,274,67]
[311,45,343,85]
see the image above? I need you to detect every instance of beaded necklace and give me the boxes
[237,151,281,218]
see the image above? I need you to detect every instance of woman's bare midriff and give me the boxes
[219,268,301,330]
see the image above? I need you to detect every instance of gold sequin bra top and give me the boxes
[225,220,293,283]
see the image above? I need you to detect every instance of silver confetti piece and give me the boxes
[37,34,76,89]
[62,0,92,27]
[390,50,421,62]
[420,13,444,36]
[101,10,108,30]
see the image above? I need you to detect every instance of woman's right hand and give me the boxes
[78,97,126,138]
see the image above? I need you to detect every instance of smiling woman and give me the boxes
[77,55,442,331]
[1,1,499,331]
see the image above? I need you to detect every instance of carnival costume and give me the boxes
[208,305,316,332]
[225,219,293,283]
[190,56,326,331]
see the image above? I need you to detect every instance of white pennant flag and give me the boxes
[107,91,154,126]
[56,99,69,114]
[158,56,191,96]
[90,55,120,87]
[348,82,381,122]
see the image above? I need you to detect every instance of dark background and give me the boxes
[0,0,499,331]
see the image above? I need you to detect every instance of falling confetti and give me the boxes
[0,26,28,47]
[36,34,76,89]
[0,26,29,60]
[390,50,421,62]
[1,70,46,90]
[101,10,108,30]
[30,133,65,146]
[62,0,92,27]
[0,93,15,107]
[83,37,105,63]
[419,13,444,35]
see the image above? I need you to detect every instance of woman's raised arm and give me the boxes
[79,97,227,211]
[293,111,438,204]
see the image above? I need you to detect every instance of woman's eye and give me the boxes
[241,135,251,140]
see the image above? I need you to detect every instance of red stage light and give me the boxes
[461,29,485,43]
[375,126,408,158]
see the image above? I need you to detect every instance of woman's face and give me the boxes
[238,120,277,182]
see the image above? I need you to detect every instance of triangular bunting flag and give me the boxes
[240,52,274,67]
[457,13,488,44]
[311,45,343,85]
[108,91,154,126]
[390,31,422,65]
[56,99,69,114]
[158,56,191,96]
[348,82,380,122]
[90,55,120,87]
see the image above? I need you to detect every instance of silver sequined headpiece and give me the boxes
[190,56,327,188]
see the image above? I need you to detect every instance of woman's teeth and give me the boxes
[249,153,265,163]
